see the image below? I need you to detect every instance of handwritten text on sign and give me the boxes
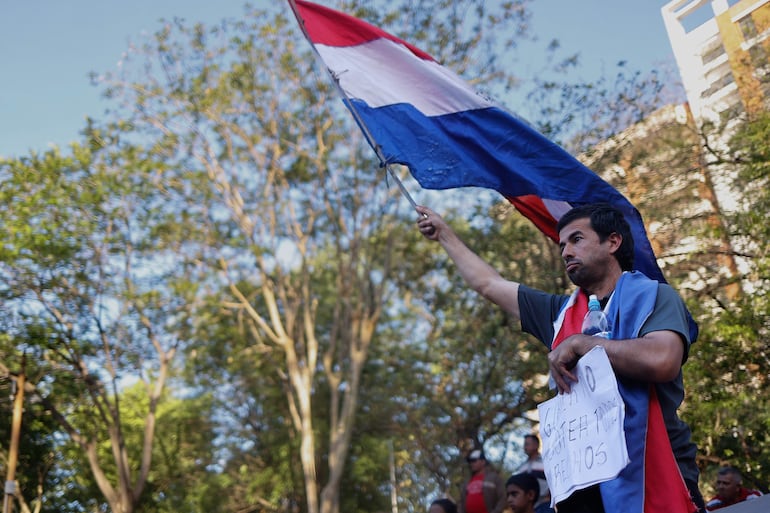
[537,346,629,506]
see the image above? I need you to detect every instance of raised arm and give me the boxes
[416,205,522,320]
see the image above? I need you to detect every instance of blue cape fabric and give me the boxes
[598,271,658,512]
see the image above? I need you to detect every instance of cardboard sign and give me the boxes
[537,346,629,505]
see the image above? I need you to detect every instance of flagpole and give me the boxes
[286,0,421,212]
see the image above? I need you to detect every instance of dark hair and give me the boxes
[430,498,458,513]
[717,466,743,482]
[524,433,540,449]
[556,203,634,271]
[506,473,540,505]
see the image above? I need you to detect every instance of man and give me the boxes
[416,203,704,513]
[514,434,552,513]
[459,449,506,513]
[705,466,762,511]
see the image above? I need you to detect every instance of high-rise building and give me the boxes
[662,0,770,122]
[659,1,766,298]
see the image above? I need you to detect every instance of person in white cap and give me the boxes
[459,449,505,513]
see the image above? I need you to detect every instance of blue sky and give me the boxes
[0,1,677,158]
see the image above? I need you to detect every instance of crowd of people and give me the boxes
[428,444,545,513]
[417,203,764,512]
[429,445,764,513]
[513,435,551,513]
[452,440,553,513]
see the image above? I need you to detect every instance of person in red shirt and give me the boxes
[705,466,762,511]
[459,449,505,513]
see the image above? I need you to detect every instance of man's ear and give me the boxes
[607,231,622,254]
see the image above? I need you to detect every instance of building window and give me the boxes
[702,43,726,65]
[701,72,736,98]
[738,15,758,40]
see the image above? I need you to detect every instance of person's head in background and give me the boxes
[523,434,540,459]
[466,448,487,475]
[506,473,540,513]
[429,497,458,513]
[715,466,744,502]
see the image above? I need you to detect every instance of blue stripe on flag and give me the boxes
[350,99,676,302]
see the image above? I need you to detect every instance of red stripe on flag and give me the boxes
[507,195,559,242]
[644,387,698,513]
[552,292,587,350]
[294,0,435,60]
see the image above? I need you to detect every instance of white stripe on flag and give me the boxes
[316,38,490,116]
[543,199,573,221]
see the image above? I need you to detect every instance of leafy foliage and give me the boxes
[684,112,770,493]
[0,140,199,512]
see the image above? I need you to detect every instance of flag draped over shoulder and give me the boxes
[551,273,698,513]
[289,0,697,341]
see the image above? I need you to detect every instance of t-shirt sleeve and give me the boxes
[518,285,568,350]
[641,284,692,362]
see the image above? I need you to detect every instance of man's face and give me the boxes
[716,473,740,501]
[468,457,485,474]
[558,218,616,288]
[523,437,539,458]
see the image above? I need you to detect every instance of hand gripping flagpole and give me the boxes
[287,0,421,212]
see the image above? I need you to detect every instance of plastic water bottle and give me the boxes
[581,294,610,338]
[549,294,611,390]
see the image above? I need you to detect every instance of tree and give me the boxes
[683,111,770,492]
[113,384,222,512]
[91,3,535,512]
[94,7,413,512]
[520,47,683,155]
[0,143,200,513]
[379,200,565,509]
[0,356,61,513]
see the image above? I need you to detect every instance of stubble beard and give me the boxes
[566,264,601,290]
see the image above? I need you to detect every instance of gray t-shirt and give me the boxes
[518,284,699,484]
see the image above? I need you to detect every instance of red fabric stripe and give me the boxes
[507,195,559,242]
[551,292,587,350]
[294,0,435,60]
[644,387,697,513]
